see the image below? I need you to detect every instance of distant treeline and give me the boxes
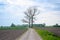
[33,24,45,27]
[53,24,60,27]
[0,23,27,30]
[32,24,60,27]
[7,23,60,27]
[0,23,60,28]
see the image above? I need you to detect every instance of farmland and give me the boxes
[35,27,60,40]
[38,27,60,36]
[0,26,27,40]
[0,25,60,40]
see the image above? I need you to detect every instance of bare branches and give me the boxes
[22,19,29,23]
[22,7,40,28]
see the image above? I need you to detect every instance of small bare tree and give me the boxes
[22,7,39,28]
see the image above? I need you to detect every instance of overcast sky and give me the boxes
[0,0,60,26]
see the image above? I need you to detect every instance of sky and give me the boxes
[0,0,60,26]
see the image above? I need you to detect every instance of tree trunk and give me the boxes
[31,16,33,28]
[29,19,30,28]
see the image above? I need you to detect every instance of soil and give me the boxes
[0,30,26,40]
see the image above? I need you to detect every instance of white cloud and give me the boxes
[35,11,60,25]
[6,0,38,7]
[0,0,60,26]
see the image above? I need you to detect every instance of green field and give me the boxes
[0,26,27,30]
[35,28,60,40]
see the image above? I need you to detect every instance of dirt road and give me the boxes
[16,28,42,40]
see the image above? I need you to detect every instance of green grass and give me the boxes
[35,29,60,40]
[0,26,27,30]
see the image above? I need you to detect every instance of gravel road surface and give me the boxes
[16,28,42,40]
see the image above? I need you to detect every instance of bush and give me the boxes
[11,23,16,27]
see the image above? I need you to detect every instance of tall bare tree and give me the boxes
[22,7,39,28]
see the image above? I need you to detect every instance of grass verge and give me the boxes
[35,28,60,40]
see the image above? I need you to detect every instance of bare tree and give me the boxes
[22,7,39,28]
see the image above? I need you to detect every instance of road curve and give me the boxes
[16,28,42,40]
